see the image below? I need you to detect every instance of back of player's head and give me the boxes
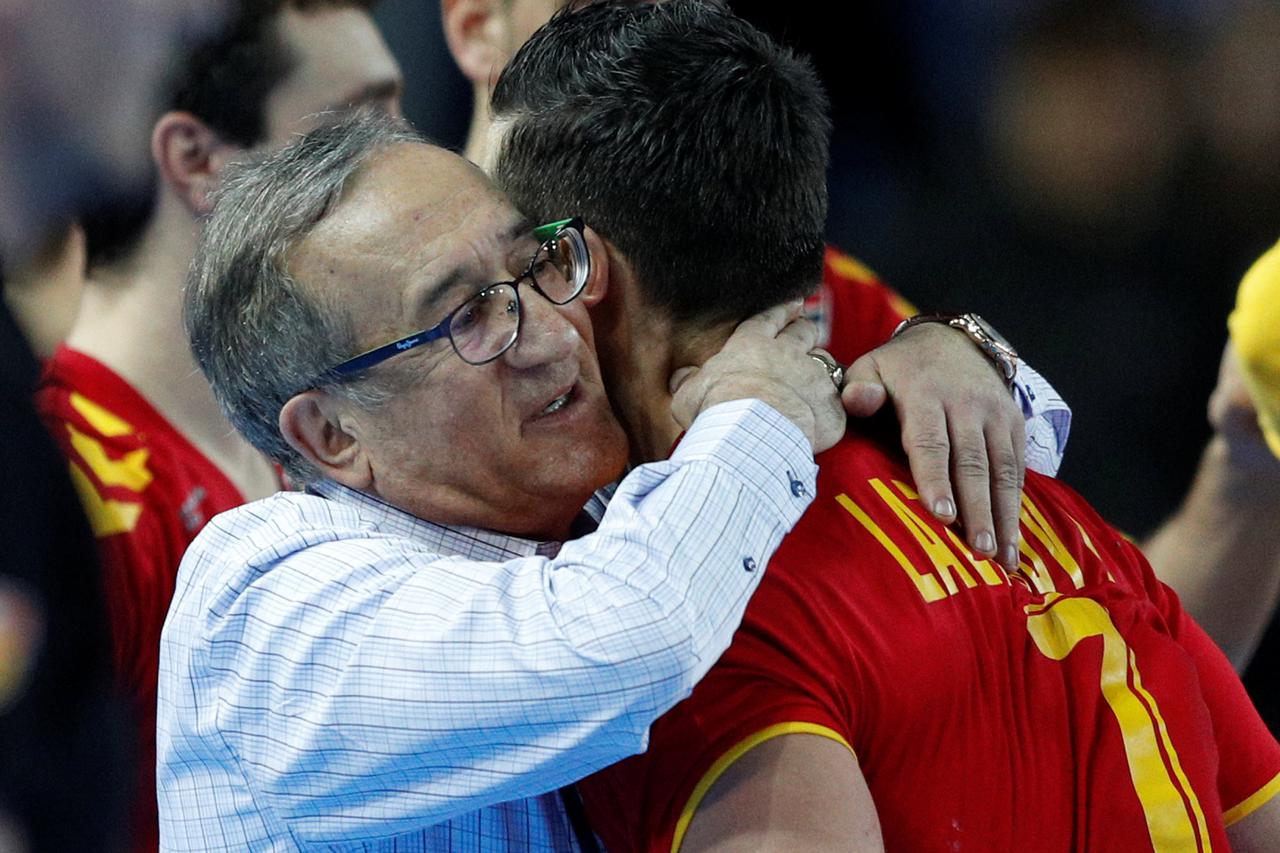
[491,0,831,328]
[82,0,379,268]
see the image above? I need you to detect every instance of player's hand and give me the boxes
[671,301,846,454]
[1209,343,1268,455]
[841,323,1025,568]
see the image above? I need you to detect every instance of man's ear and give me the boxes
[441,0,512,87]
[580,226,611,307]
[279,390,373,490]
[151,111,236,216]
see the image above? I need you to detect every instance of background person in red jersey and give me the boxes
[489,3,1280,849]
[33,3,401,849]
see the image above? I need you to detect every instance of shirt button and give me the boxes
[788,471,807,498]
[743,556,758,572]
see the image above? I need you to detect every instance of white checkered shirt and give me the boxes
[157,400,817,851]
[1012,364,1072,477]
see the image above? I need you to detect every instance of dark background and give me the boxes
[372,0,1280,727]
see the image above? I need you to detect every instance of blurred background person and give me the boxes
[33,2,401,848]
[0,0,228,849]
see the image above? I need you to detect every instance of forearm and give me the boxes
[1146,435,1280,669]
[229,400,817,840]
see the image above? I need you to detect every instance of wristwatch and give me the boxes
[892,313,1019,386]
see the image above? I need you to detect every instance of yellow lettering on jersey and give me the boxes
[891,480,1009,587]
[1016,537,1058,595]
[65,423,153,493]
[67,461,142,536]
[871,479,979,594]
[836,493,947,603]
[1026,594,1210,853]
[940,526,1009,587]
[69,392,133,438]
[1021,495,1085,590]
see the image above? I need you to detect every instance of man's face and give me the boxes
[262,5,404,144]
[291,143,628,538]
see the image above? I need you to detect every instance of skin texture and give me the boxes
[1146,343,1280,670]
[681,734,883,853]
[282,143,631,540]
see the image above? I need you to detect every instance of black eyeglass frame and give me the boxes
[325,217,587,377]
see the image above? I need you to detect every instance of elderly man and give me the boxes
[488,3,1280,850]
[158,113,851,850]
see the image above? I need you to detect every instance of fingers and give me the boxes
[733,299,805,340]
[899,402,957,525]
[841,353,887,417]
[946,413,997,558]
[777,313,820,351]
[988,421,1026,569]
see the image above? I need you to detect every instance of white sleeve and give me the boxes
[1013,361,1072,477]
[202,399,816,844]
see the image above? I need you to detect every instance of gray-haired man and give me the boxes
[157,112,845,850]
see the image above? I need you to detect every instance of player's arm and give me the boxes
[1144,343,1280,669]
[1227,786,1280,852]
[680,733,883,853]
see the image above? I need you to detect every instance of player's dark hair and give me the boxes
[491,0,831,328]
[81,0,377,268]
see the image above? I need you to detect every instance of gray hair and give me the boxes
[185,110,421,485]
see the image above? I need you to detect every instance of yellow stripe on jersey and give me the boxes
[827,250,879,284]
[671,722,854,853]
[1026,594,1210,852]
[69,391,134,437]
[65,423,153,492]
[67,461,143,536]
[1223,769,1280,827]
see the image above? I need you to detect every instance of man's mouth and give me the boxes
[541,390,572,416]
[533,383,578,421]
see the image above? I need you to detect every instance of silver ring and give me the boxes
[809,350,844,390]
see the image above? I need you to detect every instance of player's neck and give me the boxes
[66,218,276,499]
[462,93,493,167]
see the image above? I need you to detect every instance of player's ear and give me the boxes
[151,111,238,216]
[441,0,512,87]
[580,225,610,307]
[279,390,372,490]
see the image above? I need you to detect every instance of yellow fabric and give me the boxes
[1229,239,1280,458]
[671,722,855,853]
[1223,769,1280,827]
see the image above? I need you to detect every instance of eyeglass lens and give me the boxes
[448,230,586,364]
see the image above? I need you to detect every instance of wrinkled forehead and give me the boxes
[288,142,523,321]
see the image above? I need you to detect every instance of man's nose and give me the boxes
[502,288,579,369]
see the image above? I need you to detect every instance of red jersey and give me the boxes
[806,246,914,365]
[36,347,253,852]
[582,427,1280,852]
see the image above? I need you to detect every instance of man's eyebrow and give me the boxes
[412,217,535,322]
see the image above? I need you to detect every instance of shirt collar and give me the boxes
[307,479,563,560]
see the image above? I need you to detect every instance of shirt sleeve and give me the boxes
[1013,363,1072,477]
[193,399,818,845]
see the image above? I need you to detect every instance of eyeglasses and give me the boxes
[327,217,590,376]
